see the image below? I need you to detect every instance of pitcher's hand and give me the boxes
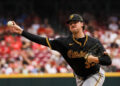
[7,21,23,34]
[86,55,99,64]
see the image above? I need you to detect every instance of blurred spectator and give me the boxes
[57,62,68,73]
[45,59,57,73]
[37,27,46,36]
[42,18,51,28]
[108,16,119,31]
[27,15,41,35]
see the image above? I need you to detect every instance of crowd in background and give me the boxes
[0,11,120,74]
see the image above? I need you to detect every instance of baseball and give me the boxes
[7,21,13,26]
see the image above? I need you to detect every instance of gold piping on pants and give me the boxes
[95,73,102,86]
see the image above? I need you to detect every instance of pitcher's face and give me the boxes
[68,21,83,34]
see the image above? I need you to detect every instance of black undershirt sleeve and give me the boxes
[22,30,49,47]
[99,54,112,65]
[21,30,63,52]
[97,40,112,65]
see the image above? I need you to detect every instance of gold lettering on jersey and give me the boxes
[67,50,87,58]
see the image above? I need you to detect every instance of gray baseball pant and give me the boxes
[74,68,105,86]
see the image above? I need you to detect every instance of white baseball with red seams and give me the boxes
[7,21,13,26]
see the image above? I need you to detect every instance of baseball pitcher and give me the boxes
[8,14,111,86]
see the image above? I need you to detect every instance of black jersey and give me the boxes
[22,31,111,77]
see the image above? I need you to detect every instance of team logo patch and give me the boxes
[70,15,74,19]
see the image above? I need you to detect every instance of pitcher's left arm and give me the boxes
[85,40,112,66]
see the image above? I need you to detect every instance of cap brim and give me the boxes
[66,20,82,24]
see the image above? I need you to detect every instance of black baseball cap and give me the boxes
[66,14,83,24]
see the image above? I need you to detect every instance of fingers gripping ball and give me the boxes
[7,21,14,26]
